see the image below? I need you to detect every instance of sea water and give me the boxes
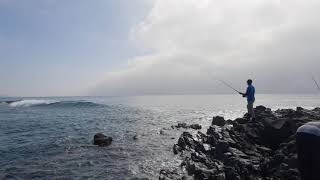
[0,94,319,179]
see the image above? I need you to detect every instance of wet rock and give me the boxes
[225,166,241,180]
[163,106,320,180]
[160,129,166,135]
[93,133,112,146]
[255,105,267,111]
[202,143,211,152]
[215,141,230,157]
[159,169,181,180]
[177,132,195,151]
[212,116,226,126]
[181,176,192,180]
[235,118,248,124]
[175,123,188,128]
[172,123,202,130]
[260,118,297,149]
[133,134,139,140]
[214,173,226,180]
[189,124,202,130]
[173,144,182,155]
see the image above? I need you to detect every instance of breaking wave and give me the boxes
[8,99,102,108]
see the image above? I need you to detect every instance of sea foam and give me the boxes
[8,99,102,108]
[9,99,58,107]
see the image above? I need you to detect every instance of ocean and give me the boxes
[0,94,319,179]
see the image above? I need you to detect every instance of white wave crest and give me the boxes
[9,99,59,107]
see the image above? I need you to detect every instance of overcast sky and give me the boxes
[1,0,320,97]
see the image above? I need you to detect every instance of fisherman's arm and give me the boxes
[239,88,249,97]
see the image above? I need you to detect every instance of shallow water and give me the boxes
[0,94,319,179]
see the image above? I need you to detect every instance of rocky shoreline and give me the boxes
[160,106,320,180]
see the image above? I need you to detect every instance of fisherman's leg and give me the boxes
[248,102,255,120]
[251,102,255,119]
[296,132,312,180]
[246,103,251,118]
[311,135,320,180]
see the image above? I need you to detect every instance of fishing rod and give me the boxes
[219,80,241,94]
[312,76,320,90]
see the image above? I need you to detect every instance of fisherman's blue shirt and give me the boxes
[246,85,255,102]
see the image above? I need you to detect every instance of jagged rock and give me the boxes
[177,132,195,151]
[214,173,226,180]
[93,133,112,146]
[260,117,297,149]
[296,107,304,111]
[235,118,248,124]
[173,144,182,155]
[255,105,267,111]
[164,106,320,180]
[159,169,180,180]
[216,140,230,157]
[212,116,226,126]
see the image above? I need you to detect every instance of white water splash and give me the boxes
[9,99,58,107]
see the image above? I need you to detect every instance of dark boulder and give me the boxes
[172,123,202,130]
[175,123,188,128]
[296,107,304,111]
[173,144,182,154]
[260,118,297,149]
[235,118,248,124]
[160,129,165,135]
[93,133,112,146]
[189,124,202,130]
[255,105,267,112]
[133,134,139,140]
[212,116,226,126]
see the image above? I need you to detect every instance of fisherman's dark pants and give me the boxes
[247,101,255,118]
[296,132,320,180]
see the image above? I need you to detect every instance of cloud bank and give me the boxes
[93,0,320,95]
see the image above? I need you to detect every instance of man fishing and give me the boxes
[220,79,256,120]
[239,79,256,120]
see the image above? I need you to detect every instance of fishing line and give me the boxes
[312,76,320,90]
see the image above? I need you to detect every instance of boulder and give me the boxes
[296,107,303,111]
[189,124,202,130]
[133,134,139,140]
[93,133,112,146]
[260,118,297,149]
[255,105,267,111]
[235,118,248,124]
[172,123,202,130]
[173,144,182,154]
[176,123,188,128]
[212,116,226,126]
[160,129,166,135]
